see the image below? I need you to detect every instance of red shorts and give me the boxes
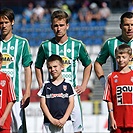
[111,128,133,133]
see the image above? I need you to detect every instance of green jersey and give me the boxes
[96,35,133,70]
[35,37,91,87]
[0,35,32,101]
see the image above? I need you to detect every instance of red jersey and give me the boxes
[0,71,16,129]
[103,70,133,128]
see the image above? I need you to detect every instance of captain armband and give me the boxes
[108,109,113,112]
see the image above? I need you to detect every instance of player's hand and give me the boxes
[21,94,30,108]
[75,85,85,94]
[39,83,43,90]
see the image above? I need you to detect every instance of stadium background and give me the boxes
[0,0,130,132]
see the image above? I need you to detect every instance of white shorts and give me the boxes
[11,102,27,133]
[71,94,83,132]
[43,120,74,133]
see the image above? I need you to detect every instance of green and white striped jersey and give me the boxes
[96,35,133,71]
[35,37,91,87]
[0,35,32,101]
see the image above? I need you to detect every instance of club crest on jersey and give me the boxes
[0,80,6,87]
[61,56,71,69]
[10,46,15,50]
[67,49,71,53]
[114,79,118,83]
[63,85,67,91]
[131,77,133,82]
[2,53,14,66]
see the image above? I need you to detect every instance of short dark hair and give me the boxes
[47,54,63,65]
[51,10,69,24]
[120,12,133,24]
[115,44,132,56]
[0,8,15,22]
[0,52,3,61]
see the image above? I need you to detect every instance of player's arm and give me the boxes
[94,61,106,88]
[94,40,109,88]
[82,64,92,90]
[59,95,74,126]
[35,67,44,89]
[0,102,15,127]
[76,42,92,94]
[21,66,32,108]
[107,102,117,130]
[40,97,59,126]
[35,45,45,89]
[75,64,92,94]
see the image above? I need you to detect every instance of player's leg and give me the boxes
[11,102,27,133]
[71,94,83,133]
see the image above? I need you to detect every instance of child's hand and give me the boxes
[58,118,66,128]
[0,117,5,128]
[50,118,60,126]
[110,119,117,131]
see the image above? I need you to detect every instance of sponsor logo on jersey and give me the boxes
[47,87,51,90]
[62,72,72,81]
[46,93,69,98]
[0,80,6,87]
[113,75,118,78]
[2,53,14,66]
[114,75,118,83]
[61,56,71,69]
[116,85,133,105]
[1,69,14,77]
[3,47,7,50]
[59,50,64,54]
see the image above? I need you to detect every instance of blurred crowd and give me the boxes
[21,0,111,25]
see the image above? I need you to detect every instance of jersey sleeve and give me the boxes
[22,39,33,67]
[67,83,74,97]
[79,42,91,67]
[95,40,110,64]
[7,74,16,102]
[35,44,45,68]
[103,74,112,102]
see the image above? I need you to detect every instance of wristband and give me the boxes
[99,76,106,88]
[108,109,113,112]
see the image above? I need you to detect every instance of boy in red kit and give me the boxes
[103,44,133,133]
[0,52,16,133]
